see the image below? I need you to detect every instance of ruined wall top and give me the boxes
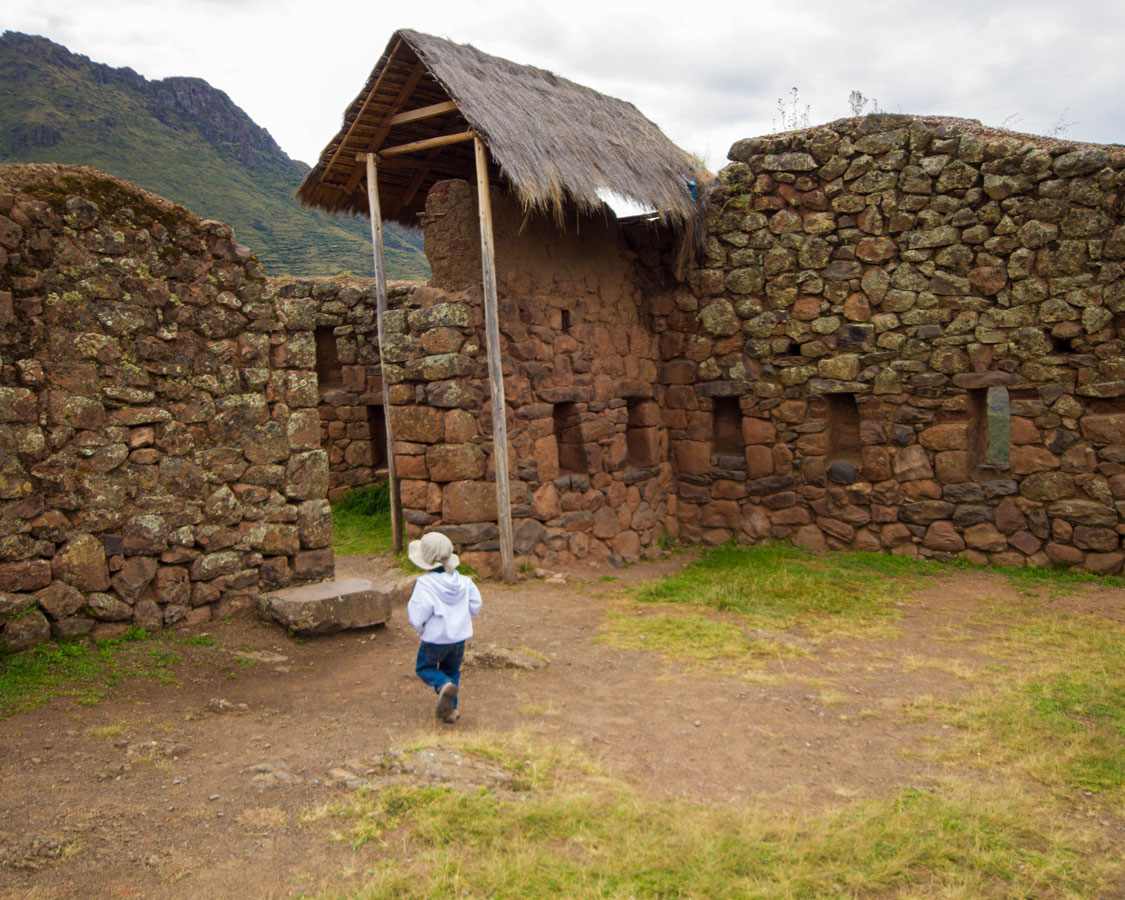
[0,164,333,650]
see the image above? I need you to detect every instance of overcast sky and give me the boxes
[5,0,1124,173]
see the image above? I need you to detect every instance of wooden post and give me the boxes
[474,136,515,582]
[364,153,403,552]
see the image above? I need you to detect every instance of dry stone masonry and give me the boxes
[273,277,390,499]
[0,165,333,651]
[380,181,674,573]
[671,115,1125,572]
[4,111,1124,649]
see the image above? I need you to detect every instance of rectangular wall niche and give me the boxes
[968,386,1010,468]
[553,402,588,474]
[626,398,661,467]
[315,327,343,389]
[711,396,743,455]
[826,393,862,465]
[366,405,387,469]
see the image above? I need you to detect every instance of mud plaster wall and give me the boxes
[0,166,334,651]
[383,180,672,574]
[669,114,1125,574]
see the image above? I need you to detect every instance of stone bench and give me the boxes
[259,575,413,636]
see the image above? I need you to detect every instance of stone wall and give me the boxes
[0,165,333,650]
[271,277,389,500]
[386,181,675,573]
[665,115,1125,573]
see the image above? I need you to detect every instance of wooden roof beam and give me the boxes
[322,38,405,177]
[388,147,441,218]
[366,130,475,159]
[386,100,458,127]
[343,62,430,192]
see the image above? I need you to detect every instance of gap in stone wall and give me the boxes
[561,308,571,334]
[968,386,1011,468]
[315,327,342,388]
[625,397,660,467]
[1089,395,1125,414]
[553,401,585,474]
[825,393,862,466]
[1049,333,1075,354]
[711,396,743,455]
[366,404,387,470]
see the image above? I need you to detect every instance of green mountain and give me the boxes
[0,31,429,279]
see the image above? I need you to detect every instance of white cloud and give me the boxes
[4,0,1122,172]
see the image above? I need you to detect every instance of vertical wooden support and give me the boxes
[474,136,515,582]
[364,153,403,552]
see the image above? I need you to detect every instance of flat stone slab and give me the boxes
[259,576,410,635]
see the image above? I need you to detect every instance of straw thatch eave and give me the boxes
[296,29,710,239]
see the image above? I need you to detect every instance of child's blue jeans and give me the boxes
[415,640,464,708]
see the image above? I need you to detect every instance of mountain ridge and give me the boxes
[0,31,428,278]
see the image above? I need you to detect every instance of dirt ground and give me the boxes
[1,552,1122,899]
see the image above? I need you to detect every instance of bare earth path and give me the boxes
[1,553,1121,899]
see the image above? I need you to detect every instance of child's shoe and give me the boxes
[436,682,458,720]
[442,709,461,724]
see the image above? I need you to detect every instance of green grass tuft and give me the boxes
[331,483,396,557]
[636,543,934,626]
[0,629,180,717]
[306,735,1110,900]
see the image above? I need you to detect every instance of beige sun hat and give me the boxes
[407,532,459,573]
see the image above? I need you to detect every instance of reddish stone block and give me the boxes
[442,481,498,524]
[444,409,479,443]
[34,582,84,620]
[1080,413,1125,444]
[1083,552,1124,575]
[935,450,972,483]
[52,534,109,592]
[661,360,696,384]
[713,479,748,500]
[701,500,740,529]
[964,523,1007,552]
[793,525,826,550]
[861,446,892,481]
[396,454,429,480]
[818,517,856,543]
[1010,446,1060,475]
[1072,526,1120,552]
[741,417,776,445]
[746,445,774,478]
[771,506,810,526]
[796,433,828,456]
[1046,541,1084,565]
[674,441,711,476]
[882,523,914,547]
[1009,416,1040,445]
[994,497,1027,534]
[426,443,486,482]
[293,548,334,581]
[391,406,444,444]
[919,423,968,451]
[1008,531,1043,555]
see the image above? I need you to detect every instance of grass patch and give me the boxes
[997,561,1125,597]
[601,610,799,677]
[0,629,180,717]
[332,484,396,557]
[909,605,1125,802]
[305,735,1110,899]
[635,543,933,629]
[602,544,935,671]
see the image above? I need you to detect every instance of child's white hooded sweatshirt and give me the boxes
[407,570,482,644]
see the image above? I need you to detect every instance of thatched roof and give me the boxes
[296,29,708,237]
